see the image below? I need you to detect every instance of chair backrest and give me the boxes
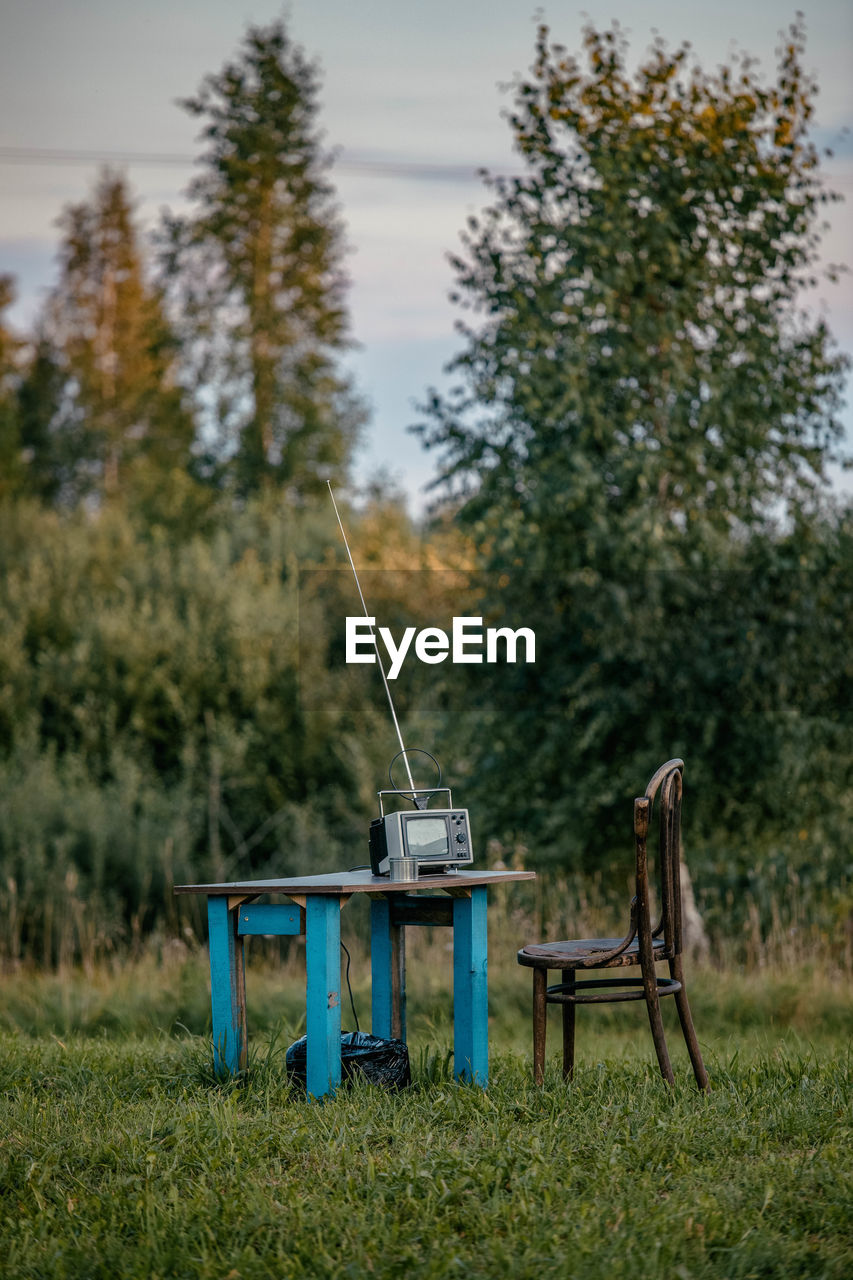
[634,759,684,958]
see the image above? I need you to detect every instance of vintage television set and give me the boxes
[369,787,473,877]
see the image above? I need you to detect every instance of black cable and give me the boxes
[340,941,360,1033]
[347,864,370,872]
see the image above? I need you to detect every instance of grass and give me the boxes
[1,940,852,1279]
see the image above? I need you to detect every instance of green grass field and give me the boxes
[2,944,851,1279]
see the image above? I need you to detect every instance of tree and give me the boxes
[0,280,77,508]
[415,21,851,885]
[37,170,197,508]
[12,337,74,506]
[161,19,365,498]
[0,275,25,500]
[418,20,848,566]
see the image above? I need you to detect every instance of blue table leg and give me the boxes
[208,896,246,1076]
[305,896,342,1098]
[370,898,393,1039]
[370,898,406,1042]
[453,887,489,1085]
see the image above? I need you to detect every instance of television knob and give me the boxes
[455,833,466,844]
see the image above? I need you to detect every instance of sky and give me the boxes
[1,0,851,509]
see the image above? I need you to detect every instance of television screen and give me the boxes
[404,815,449,860]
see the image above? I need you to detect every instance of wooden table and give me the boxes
[175,868,534,1098]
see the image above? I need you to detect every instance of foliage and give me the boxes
[418,19,849,556]
[161,19,366,497]
[11,173,198,514]
[0,275,25,500]
[414,20,853,886]
[450,517,853,866]
[0,496,472,963]
[0,489,849,961]
[2,17,363,510]
[0,17,850,968]
[0,499,365,960]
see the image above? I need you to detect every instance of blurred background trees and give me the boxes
[0,275,24,500]
[160,20,366,499]
[0,17,849,965]
[418,21,848,551]
[45,172,196,509]
[415,20,851,885]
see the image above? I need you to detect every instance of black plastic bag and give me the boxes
[286,1031,411,1091]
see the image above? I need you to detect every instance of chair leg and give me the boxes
[670,956,710,1092]
[533,967,547,1085]
[641,960,676,1086]
[561,972,576,1080]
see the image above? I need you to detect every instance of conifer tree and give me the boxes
[42,170,196,506]
[0,276,24,500]
[161,19,365,498]
[0,280,75,506]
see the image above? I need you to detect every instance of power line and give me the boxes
[0,144,502,184]
[0,146,194,168]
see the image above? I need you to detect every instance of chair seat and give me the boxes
[518,935,669,970]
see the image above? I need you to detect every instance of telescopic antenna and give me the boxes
[328,483,416,796]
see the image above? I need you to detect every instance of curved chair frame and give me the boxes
[518,759,709,1090]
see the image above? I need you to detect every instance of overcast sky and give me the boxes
[2,0,851,507]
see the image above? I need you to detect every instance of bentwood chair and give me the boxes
[517,759,709,1090]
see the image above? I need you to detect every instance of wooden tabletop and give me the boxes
[174,867,535,896]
